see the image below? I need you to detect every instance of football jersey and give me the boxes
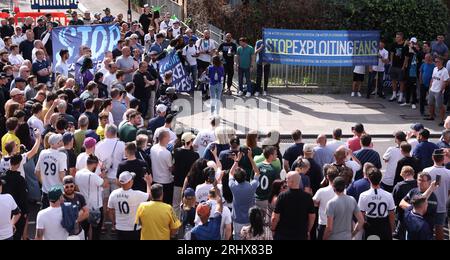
[358,188,395,219]
[0,154,27,178]
[108,188,149,231]
[36,149,67,193]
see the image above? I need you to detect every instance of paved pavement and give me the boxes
[174,92,447,137]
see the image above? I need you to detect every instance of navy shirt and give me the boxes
[282,143,304,170]
[346,177,370,202]
[354,148,382,180]
[436,140,450,149]
[191,212,222,240]
[148,116,165,135]
[32,59,50,83]
[412,141,439,170]
[404,209,433,240]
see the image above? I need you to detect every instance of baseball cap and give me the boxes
[48,133,63,146]
[183,188,195,198]
[230,136,240,146]
[62,132,74,145]
[119,171,136,184]
[144,4,149,8]
[196,202,211,218]
[181,132,196,143]
[85,130,100,141]
[303,143,316,153]
[149,50,159,55]
[156,104,167,113]
[48,186,63,202]
[83,137,97,149]
[410,123,424,132]
[410,37,418,43]
[63,175,75,185]
[10,88,24,97]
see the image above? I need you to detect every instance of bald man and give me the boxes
[116,46,136,83]
[313,134,334,170]
[271,172,316,240]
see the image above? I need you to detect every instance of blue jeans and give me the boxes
[209,83,223,114]
[186,64,197,88]
[238,68,252,93]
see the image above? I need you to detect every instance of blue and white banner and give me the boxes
[263,29,380,67]
[52,24,121,70]
[159,50,193,92]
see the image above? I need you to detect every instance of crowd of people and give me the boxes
[352,32,450,127]
[0,5,449,241]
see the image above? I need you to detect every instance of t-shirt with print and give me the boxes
[255,162,280,201]
[193,129,216,157]
[35,149,67,193]
[0,194,19,240]
[0,154,27,178]
[430,67,449,93]
[325,194,360,240]
[313,185,336,225]
[237,45,254,69]
[218,42,238,65]
[182,45,199,66]
[108,188,149,231]
[358,188,395,219]
[390,43,409,68]
[196,38,217,63]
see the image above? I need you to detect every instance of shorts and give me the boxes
[353,73,365,82]
[428,91,444,108]
[389,67,404,81]
[103,178,119,200]
[435,212,448,226]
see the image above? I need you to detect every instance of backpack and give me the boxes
[61,202,80,236]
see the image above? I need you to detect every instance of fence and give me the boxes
[144,0,183,20]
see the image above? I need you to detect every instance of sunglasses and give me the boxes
[64,184,75,189]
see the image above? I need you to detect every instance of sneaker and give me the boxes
[254,92,260,97]
[245,92,252,98]
[351,92,355,97]
[357,92,362,97]
[400,103,409,107]
[263,91,267,96]
[371,90,377,95]
[237,91,243,96]
[412,104,417,110]
[389,95,396,102]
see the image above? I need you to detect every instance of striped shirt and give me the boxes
[354,148,382,180]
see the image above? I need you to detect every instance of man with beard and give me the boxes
[218,33,237,95]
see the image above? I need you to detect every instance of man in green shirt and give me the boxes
[119,111,142,143]
[236,37,255,97]
[254,146,280,211]
[74,115,89,155]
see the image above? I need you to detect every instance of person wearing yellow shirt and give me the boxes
[136,183,181,240]
[1,117,20,156]
[96,112,109,141]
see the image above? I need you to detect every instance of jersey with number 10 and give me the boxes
[358,188,395,219]
[36,149,67,193]
[108,188,149,231]
[255,163,280,201]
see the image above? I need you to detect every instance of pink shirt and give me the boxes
[347,136,361,152]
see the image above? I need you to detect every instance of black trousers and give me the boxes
[41,193,49,210]
[223,63,234,90]
[367,71,384,98]
[419,85,428,115]
[81,207,104,240]
[117,230,141,240]
[317,224,326,240]
[13,214,27,240]
[365,218,392,240]
[405,77,418,105]
[256,63,271,92]
[158,182,174,205]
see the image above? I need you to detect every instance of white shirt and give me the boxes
[103,72,117,95]
[422,166,450,213]
[358,188,395,219]
[194,199,232,240]
[107,188,149,231]
[382,146,404,186]
[36,149,67,193]
[196,38,217,63]
[430,67,449,93]
[95,138,125,179]
[172,27,181,38]
[326,140,346,153]
[36,206,69,240]
[195,183,213,203]
[75,168,104,209]
[353,65,365,75]
[8,54,24,78]
[0,154,27,178]
[153,126,177,144]
[55,60,69,78]
[193,129,216,157]
[75,153,100,174]
[313,185,336,225]
[345,160,361,182]
[372,48,389,72]
[0,194,18,240]
[27,115,45,134]
[182,45,199,66]
[159,19,174,32]
[150,144,173,184]
[408,138,419,151]
[12,34,26,46]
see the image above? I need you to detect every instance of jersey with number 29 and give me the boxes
[358,188,395,219]
[36,149,67,193]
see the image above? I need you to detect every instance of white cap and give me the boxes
[410,37,418,43]
[48,134,63,146]
[10,88,24,97]
[156,104,167,113]
[119,171,136,184]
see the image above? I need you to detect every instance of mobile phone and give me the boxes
[436,175,441,186]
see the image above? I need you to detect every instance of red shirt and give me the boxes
[347,136,361,152]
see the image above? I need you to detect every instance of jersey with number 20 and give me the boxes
[358,188,395,219]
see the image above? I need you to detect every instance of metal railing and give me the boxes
[145,0,183,20]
